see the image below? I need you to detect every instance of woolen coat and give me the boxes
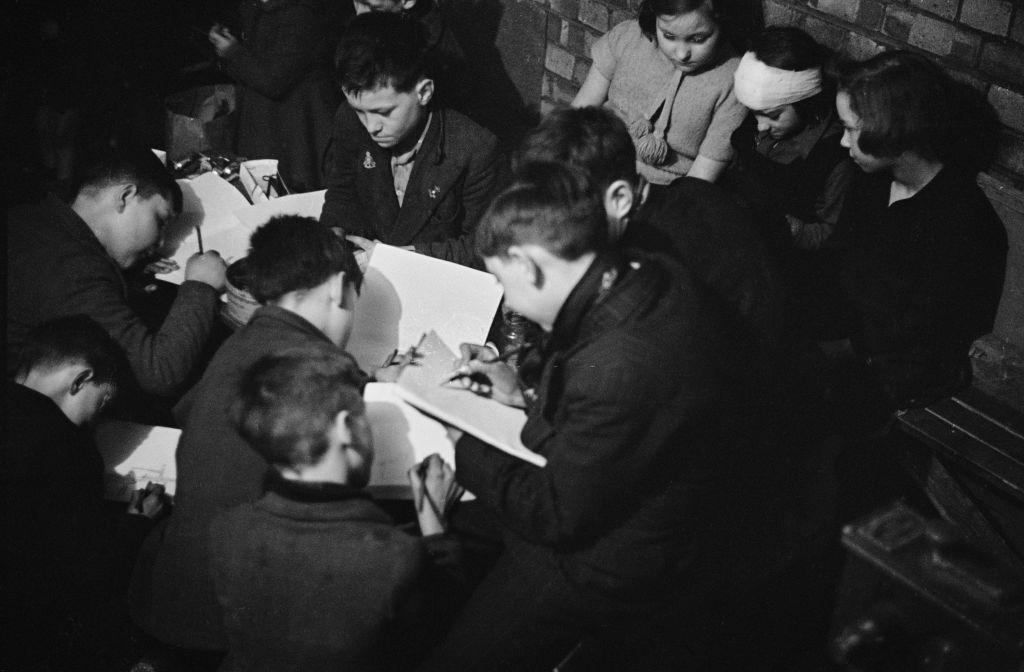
[319,107,501,268]
[130,306,343,650]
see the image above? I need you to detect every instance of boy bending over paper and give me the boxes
[210,345,464,672]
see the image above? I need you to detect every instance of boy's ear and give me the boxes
[328,271,346,306]
[414,78,435,107]
[69,368,94,396]
[114,183,138,214]
[604,180,635,234]
[507,246,543,289]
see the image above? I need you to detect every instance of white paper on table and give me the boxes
[232,189,326,231]
[364,382,474,500]
[95,420,181,502]
[347,244,504,374]
[394,331,545,467]
[158,172,251,284]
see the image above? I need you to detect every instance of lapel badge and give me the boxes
[363,151,376,169]
[428,185,441,199]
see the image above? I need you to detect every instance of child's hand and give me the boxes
[408,454,463,536]
[128,483,167,519]
[208,24,239,58]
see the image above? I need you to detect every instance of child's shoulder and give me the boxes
[600,18,647,50]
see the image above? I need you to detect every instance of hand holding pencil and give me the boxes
[442,343,526,408]
[408,453,462,536]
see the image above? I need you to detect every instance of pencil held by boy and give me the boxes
[208,345,464,671]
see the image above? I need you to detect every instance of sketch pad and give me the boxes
[95,420,181,502]
[394,331,546,467]
[346,244,504,374]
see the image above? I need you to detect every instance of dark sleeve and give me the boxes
[71,263,219,396]
[454,342,710,548]
[414,131,502,268]
[219,5,319,100]
[319,106,372,236]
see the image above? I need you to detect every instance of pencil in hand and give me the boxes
[195,226,205,254]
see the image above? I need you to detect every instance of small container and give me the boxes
[500,309,532,371]
[221,258,260,330]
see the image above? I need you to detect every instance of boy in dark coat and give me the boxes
[209,346,464,672]
[320,12,500,268]
[420,163,757,671]
[6,146,227,398]
[130,216,363,652]
[2,316,165,670]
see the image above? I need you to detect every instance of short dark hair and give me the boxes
[15,315,124,392]
[245,216,363,303]
[750,27,835,123]
[234,346,366,468]
[516,106,637,192]
[74,146,183,213]
[838,51,958,162]
[638,0,722,42]
[476,161,607,261]
[334,12,433,95]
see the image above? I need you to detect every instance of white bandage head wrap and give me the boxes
[733,51,823,111]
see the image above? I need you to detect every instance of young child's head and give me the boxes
[335,12,435,152]
[476,161,608,330]
[733,27,832,140]
[14,315,124,426]
[836,51,958,172]
[234,346,371,486]
[246,215,363,347]
[516,107,638,239]
[638,0,724,74]
[74,146,183,270]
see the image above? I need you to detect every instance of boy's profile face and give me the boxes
[345,80,433,152]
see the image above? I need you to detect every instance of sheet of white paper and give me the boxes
[347,244,503,374]
[232,190,326,231]
[394,331,545,467]
[158,172,251,284]
[364,382,473,500]
[95,420,181,502]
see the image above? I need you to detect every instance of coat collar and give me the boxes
[245,304,334,345]
[258,469,392,523]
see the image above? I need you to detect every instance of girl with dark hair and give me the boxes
[572,0,748,185]
[726,27,854,252]
[822,51,1007,432]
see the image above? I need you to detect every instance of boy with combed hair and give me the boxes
[420,162,755,670]
[320,11,500,268]
[209,346,463,672]
[3,315,164,670]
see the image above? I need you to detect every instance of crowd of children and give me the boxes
[3,0,1011,670]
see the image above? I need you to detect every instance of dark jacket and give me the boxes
[130,306,343,650]
[220,0,340,192]
[455,252,752,603]
[1,382,152,668]
[210,474,462,672]
[625,177,788,349]
[6,194,220,396]
[835,166,1008,408]
[320,107,500,267]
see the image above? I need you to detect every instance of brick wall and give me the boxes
[524,0,1024,345]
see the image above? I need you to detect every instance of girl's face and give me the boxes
[655,4,721,74]
[836,91,893,174]
[753,104,803,140]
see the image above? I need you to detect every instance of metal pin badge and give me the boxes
[363,151,376,169]
[428,185,440,199]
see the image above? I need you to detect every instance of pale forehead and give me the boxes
[346,84,412,109]
[655,6,716,34]
[835,91,858,125]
